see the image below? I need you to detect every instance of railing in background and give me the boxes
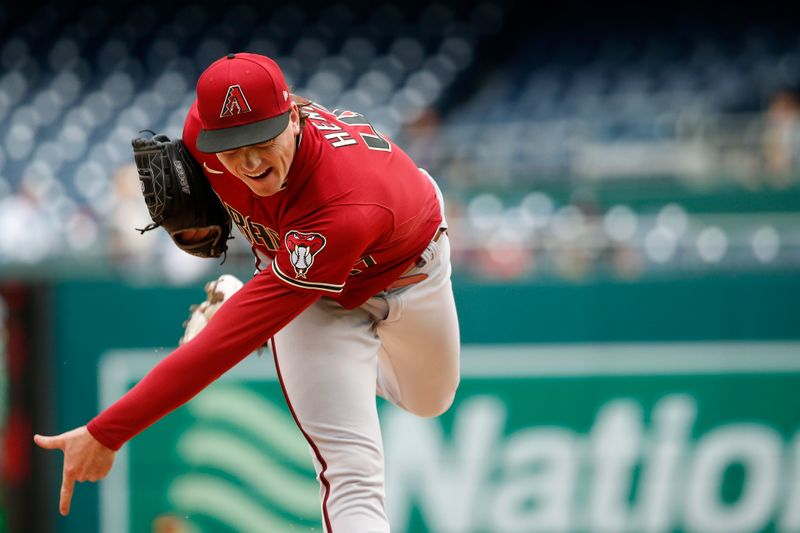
[398,112,800,191]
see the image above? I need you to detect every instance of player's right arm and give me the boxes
[85,270,320,450]
[35,166,382,514]
[85,203,380,448]
[33,271,319,516]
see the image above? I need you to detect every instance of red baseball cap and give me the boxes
[195,52,292,153]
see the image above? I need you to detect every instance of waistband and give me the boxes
[386,227,447,291]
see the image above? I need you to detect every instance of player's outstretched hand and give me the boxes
[34,426,116,516]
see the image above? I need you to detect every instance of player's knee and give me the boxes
[411,393,455,418]
[408,376,459,418]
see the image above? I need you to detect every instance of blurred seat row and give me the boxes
[0,0,500,217]
[0,1,797,278]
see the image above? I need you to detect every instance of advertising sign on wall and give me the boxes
[100,342,800,533]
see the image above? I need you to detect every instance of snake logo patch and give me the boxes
[285,231,326,278]
[220,85,252,118]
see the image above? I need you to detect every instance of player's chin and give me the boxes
[246,176,284,197]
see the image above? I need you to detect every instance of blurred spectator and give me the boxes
[0,187,56,264]
[107,163,158,269]
[402,108,446,180]
[108,163,214,284]
[550,190,604,281]
[762,89,800,187]
[608,241,645,279]
[159,239,217,285]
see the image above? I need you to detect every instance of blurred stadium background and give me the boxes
[1,0,799,532]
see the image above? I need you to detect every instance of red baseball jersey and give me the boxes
[184,101,443,309]
[87,102,443,450]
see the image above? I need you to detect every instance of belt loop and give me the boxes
[415,227,447,268]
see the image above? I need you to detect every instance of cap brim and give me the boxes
[196,111,291,153]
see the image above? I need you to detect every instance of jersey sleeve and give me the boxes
[272,205,387,295]
[86,270,319,450]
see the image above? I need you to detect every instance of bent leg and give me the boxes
[369,234,461,418]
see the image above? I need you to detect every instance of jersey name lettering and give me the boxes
[309,107,389,151]
[323,130,358,147]
[223,202,280,251]
[307,109,347,134]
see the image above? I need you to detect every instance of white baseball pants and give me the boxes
[271,233,460,532]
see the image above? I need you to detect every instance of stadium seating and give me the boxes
[0,1,797,279]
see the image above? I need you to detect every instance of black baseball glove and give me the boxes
[131,132,231,258]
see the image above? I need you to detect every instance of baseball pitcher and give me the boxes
[35,52,459,533]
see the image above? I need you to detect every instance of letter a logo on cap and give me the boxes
[220,85,252,118]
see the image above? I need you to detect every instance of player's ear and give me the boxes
[290,102,301,135]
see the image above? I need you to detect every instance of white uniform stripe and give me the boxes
[272,261,344,293]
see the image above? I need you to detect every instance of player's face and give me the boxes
[216,103,301,197]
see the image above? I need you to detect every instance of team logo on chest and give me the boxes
[220,84,252,117]
[285,230,327,278]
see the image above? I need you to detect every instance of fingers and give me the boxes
[35,427,116,516]
[60,474,75,516]
[33,434,64,450]
[34,432,72,515]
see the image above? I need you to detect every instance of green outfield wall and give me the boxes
[47,272,800,533]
